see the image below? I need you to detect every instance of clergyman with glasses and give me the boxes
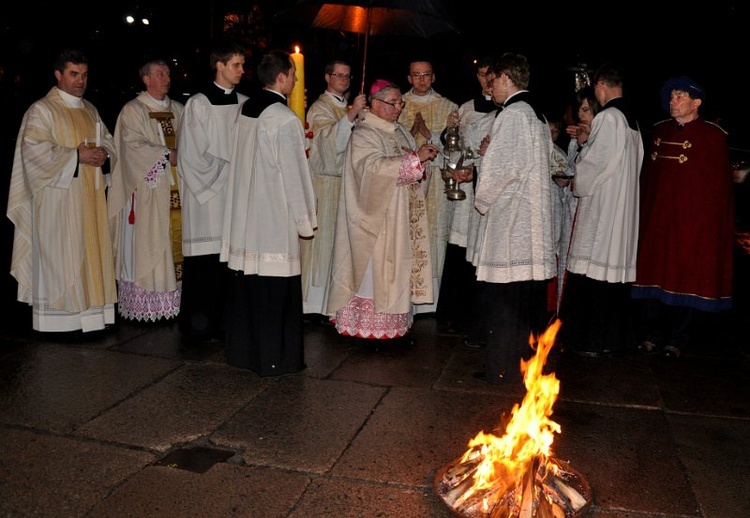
[398,58,458,316]
[471,53,556,385]
[327,79,439,347]
[301,59,367,322]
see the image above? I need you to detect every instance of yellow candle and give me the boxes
[289,46,305,123]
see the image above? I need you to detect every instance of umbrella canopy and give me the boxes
[303,0,458,38]
[282,0,458,93]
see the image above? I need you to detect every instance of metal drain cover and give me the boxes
[154,447,234,473]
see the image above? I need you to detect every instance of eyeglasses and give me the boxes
[329,73,353,79]
[410,71,432,78]
[374,98,405,109]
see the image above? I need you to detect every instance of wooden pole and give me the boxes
[360,7,371,95]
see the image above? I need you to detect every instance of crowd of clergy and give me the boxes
[7,43,734,384]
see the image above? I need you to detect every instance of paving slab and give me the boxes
[0,344,179,433]
[668,413,750,518]
[552,401,698,516]
[87,462,310,518]
[288,477,454,518]
[0,427,154,518]
[651,354,750,417]
[76,363,266,451]
[333,387,519,487]
[212,376,387,473]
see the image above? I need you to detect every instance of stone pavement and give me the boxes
[1,275,749,518]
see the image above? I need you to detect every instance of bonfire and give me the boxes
[435,319,592,517]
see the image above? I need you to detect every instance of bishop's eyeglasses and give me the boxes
[374,98,406,109]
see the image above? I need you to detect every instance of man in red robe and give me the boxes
[632,76,734,358]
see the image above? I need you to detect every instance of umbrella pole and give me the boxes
[360,7,372,95]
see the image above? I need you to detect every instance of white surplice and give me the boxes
[567,99,643,283]
[472,92,557,284]
[220,93,317,276]
[178,88,247,257]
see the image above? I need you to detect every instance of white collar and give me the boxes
[409,89,435,103]
[214,82,234,94]
[146,92,168,107]
[264,87,287,100]
[56,87,84,108]
[326,91,347,105]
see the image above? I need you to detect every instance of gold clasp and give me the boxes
[657,138,691,149]
[655,154,688,163]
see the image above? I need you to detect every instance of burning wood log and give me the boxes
[435,455,591,518]
[434,320,592,517]
[518,456,539,518]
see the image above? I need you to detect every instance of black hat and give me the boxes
[661,76,705,110]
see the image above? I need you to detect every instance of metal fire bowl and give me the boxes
[434,456,593,518]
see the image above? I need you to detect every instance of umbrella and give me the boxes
[282,0,458,93]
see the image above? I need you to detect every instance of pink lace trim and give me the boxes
[333,295,411,339]
[117,280,180,322]
[397,151,425,186]
[144,149,169,189]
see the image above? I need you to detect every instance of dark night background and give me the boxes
[2,1,750,320]
[3,1,750,145]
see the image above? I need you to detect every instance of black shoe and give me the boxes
[357,335,414,351]
[356,337,404,351]
[663,344,681,359]
[437,320,466,337]
[303,313,325,325]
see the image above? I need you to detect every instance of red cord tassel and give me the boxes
[128,192,135,224]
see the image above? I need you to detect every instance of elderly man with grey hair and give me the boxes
[327,79,439,347]
[631,75,732,359]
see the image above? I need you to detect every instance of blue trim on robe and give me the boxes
[631,286,732,312]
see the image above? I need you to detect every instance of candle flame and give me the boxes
[294,45,301,54]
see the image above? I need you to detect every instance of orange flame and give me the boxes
[456,319,562,508]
